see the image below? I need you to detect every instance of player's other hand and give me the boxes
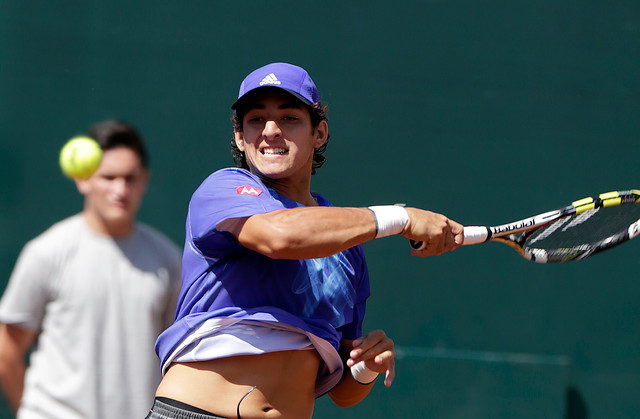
[403,208,464,257]
[347,330,396,387]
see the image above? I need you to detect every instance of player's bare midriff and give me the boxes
[156,349,322,419]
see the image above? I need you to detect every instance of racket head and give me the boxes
[520,190,640,263]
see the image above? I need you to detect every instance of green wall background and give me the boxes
[1,1,639,417]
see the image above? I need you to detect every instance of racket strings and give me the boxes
[528,217,570,244]
[526,204,640,251]
[563,207,601,232]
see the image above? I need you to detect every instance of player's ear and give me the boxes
[234,131,245,152]
[140,169,151,193]
[313,121,328,148]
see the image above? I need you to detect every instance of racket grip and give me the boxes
[409,226,489,249]
[463,226,490,245]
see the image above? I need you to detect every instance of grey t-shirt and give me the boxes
[0,214,182,419]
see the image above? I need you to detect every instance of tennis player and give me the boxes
[146,63,464,419]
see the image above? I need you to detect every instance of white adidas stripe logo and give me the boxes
[259,73,281,86]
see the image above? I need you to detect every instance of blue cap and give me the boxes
[232,62,320,110]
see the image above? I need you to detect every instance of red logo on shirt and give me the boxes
[236,186,263,196]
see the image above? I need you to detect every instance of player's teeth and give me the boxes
[263,148,286,155]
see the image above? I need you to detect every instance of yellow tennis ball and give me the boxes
[59,136,103,179]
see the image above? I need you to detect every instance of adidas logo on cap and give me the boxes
[232,63,319,110]
[259,73,281,86]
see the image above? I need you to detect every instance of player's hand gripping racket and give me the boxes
[410,189,640,263]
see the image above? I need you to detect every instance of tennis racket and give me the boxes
[411,189,640,263]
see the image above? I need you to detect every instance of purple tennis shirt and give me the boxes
[155,168,370,379]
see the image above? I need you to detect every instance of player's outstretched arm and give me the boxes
[217,206,463,259]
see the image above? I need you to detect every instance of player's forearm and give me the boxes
[0,359,25,412]
[327,370,375,408]
[239,207,377,259]
[0,324,36,412]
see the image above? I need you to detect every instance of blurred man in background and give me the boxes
[0,119,182,419]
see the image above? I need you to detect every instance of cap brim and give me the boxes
[231,86,314,110]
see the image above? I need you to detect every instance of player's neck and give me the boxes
[260,175,317,207]
[81,211,135,237]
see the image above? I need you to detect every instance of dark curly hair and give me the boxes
[230,99,330,175]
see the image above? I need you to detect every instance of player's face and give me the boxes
[76,147,149,235]
[234,90,327,183]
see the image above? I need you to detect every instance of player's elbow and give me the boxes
[252,228,304,259]
[240,211,307,259]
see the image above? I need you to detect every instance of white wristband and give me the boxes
[368,205,409,238]
[350,361,379,384]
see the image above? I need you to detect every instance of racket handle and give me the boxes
[463,226,490,245]
[409,226,489,249]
